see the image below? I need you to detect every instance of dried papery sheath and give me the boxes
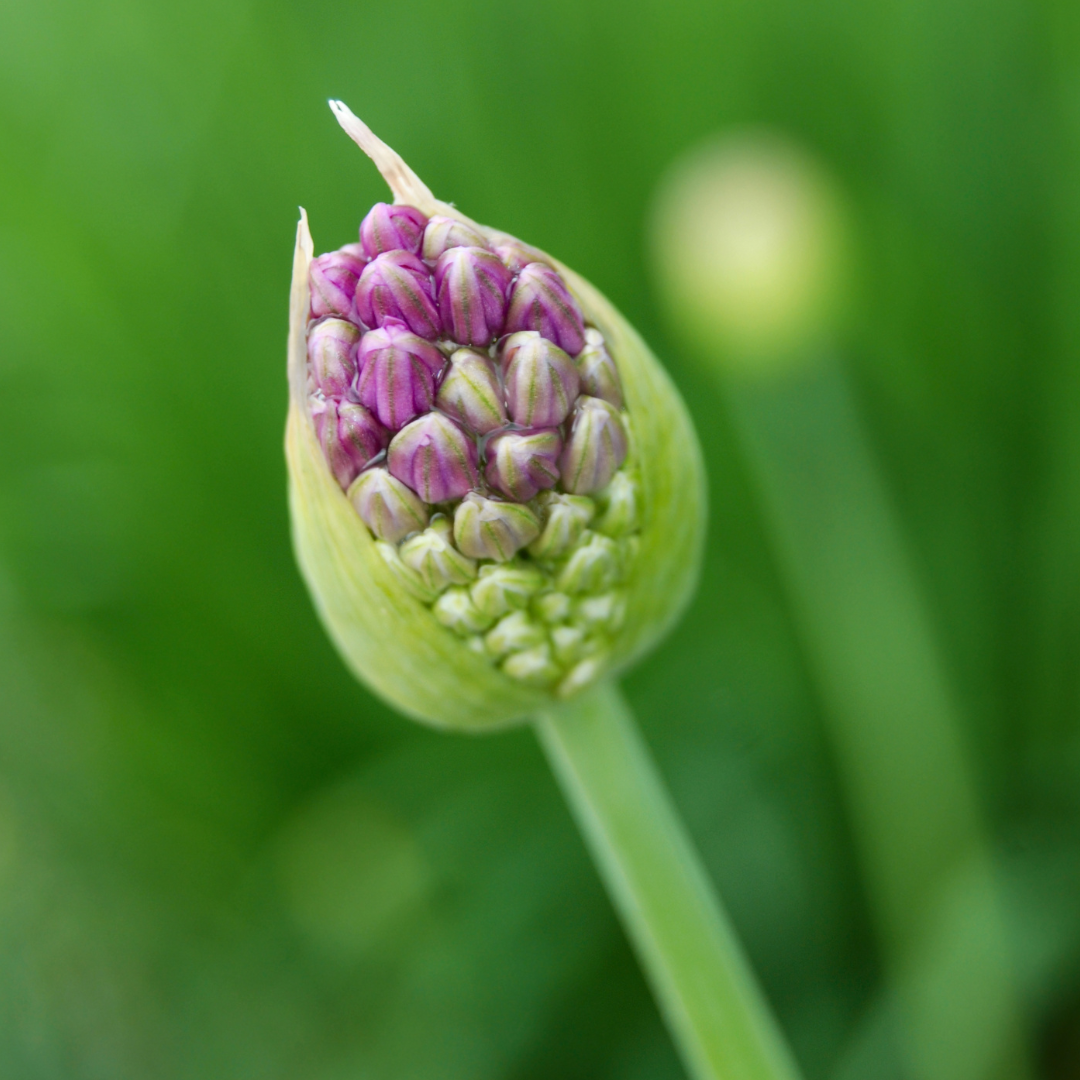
[360,201,427,257]
[356,319,445,430]
[356,250,441,339]
[286,102,704,729]
[435,348,507,434]
[500,331,580,427]
[309,250,366,320]
[423,215,489,260]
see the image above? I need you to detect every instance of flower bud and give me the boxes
[493,240,549,275]
[576,327,624,408]
[399,516,477,592]
[356,319,445,430]
[309,250,366,319]
[313,397,389,488]
[551,624,597,665]
[560,396,628,494]
[307,317,360,397]
[375,540,439,603]
[470,561,545,618]
[556,531,622,594]
[388,413,479,503]
[574,591,627,633]
[359,202,427,258]
[499,331,580,427]
[527,492,595,559]
[356,250,441,340]
[484,428,562,502]
[347,466,429,542]
[423,215,489,260]
[592,470,640,537]
[433,585,494,635]
[485,610,546,659]
[534,590,572,623]
[453,493,540,562]
[435,348,507,435]
[434,246,511,346]
[503,645,561,686]
[504,263,586,356]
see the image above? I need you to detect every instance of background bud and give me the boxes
[500,331,580,427]
[484,428,562,502]
[375,540,440,604]
[356,319,445,430]
[560,396,628,494]
[436,348,507,434]
[557,531,622,594]
[423,215,489,260]
[471,562,545,618]
[493,240,549,275]
[502,645,561,686]
[435,246,511,346]
[433,586,494,635]
[504,263,586,355]
[399,516,477,592]
[312,397,388,488]
[388,412,479,503]
[593,470,640,537]
[485,611,546,659]
[576,327,624,408]
[307,317,360,397]
[309,250,366,319]
[527,492,595,559]
[356,250,441,339]
[359,202,427,258]
[454,493,540,562]
[347,466,429,542]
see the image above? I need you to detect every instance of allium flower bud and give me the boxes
[287,104,704,727]
[309,250,366,319]
[527,491,595,559]
[388,412,479,503]
[504,263,586,356]
[433,585,494,635]
[347,465,429,542]
[560,396,628,494]
[484,428,562,502]
[307,317,360,397]
[356,319,445,430]
[359,201,427,257]
[471,562,545,618]
[435,348,507,435]
[399,516,477,592]
[576,327,624,408]
[423,215,489,260]
[434,246,511,346]
[453,493,541,562]
[312,397,389,488]
[556,531,623,594]
[500,331,580,427]
[356,250,441,339]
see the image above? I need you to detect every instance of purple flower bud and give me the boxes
[435,348,507,435]
[493,239,549,276]
[309,250,366,320]
[307,318,360,397]
[356,319,445,430]
[312,396,389,489]
[359,202,427,258]
[453,493,540,562]
[355,251,441,340]
[347,466,429,542]
[484,428,562,502]
[504,263,586,355]
[388,412,479,503]
[434,246,511,346]
[576,328,624,409]
[339,241,368,262]
[422,215,489,260]
[499,331,581,427]
[560,396,628,494]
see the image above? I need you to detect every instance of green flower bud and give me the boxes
[286,102,704,729]
[592,470,640,538]
[399,515,477,592]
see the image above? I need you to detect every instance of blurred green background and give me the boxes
[1,0,1079,1077]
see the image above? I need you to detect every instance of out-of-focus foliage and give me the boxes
[0,0,1078,1078]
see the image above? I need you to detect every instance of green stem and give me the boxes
[536,680,801,1080]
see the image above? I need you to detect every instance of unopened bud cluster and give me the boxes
[306,203,639,696]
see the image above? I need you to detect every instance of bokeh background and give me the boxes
[1,0,1079,1077]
